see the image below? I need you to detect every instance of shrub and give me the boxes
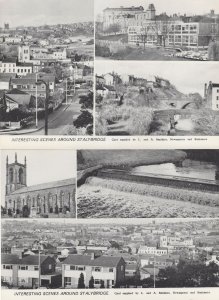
[126,107,154,135]
[95,114,108,135]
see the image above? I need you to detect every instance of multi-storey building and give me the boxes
[205,81,219,110]
[62,254,125,288]
[160,236,194,250]
[103,4,155,32]
[138,245,168,256]
[101,3,219,49]
[0,58,33,76]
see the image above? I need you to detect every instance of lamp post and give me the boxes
[36,77,49,135]
[35,73,38,128]
[38,245,41,288]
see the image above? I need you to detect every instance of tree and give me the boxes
[105,24,121,35]
[78,273,85,288]
[89,276,94,288]
[73,110,93,129]
[79,92,93,109]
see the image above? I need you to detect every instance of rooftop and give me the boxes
[63,254,124,267]
[7,178,75,196]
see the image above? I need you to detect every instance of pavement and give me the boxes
[1,95,82,135]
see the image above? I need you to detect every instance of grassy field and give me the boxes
[78,150,187,170]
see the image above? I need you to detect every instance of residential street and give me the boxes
[31,96,82,135]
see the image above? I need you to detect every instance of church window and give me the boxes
[18,168,24,184]
[9,168,13,183]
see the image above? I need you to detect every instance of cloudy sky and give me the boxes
[95,0,219,16]
[96,61,219,96]
[0,0,94,27]
[1,150,76,205]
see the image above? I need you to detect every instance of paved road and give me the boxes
[30,96,81,135]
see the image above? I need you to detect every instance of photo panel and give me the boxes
[95,61,219,136]
[77,149,219,218]
[95,0,219,61]
[1,218,219,289]
[0,0,94,136]
[1,149,76,218]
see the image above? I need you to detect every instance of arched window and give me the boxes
[18,168,24,184]
[9,168,13,183]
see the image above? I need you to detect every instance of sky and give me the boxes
[95,0,219,16]
[96,61,219,96]
[0,0,94,27]
[0,150,76,205]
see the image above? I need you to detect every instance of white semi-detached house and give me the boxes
[62,254,125,288]
[1,254,58,288]
[138,245,168,256]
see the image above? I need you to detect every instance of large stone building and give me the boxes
[101,3,219,49]
[4,154,76,218]
[205,81,219,110]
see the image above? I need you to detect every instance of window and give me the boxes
[93,267,101,272]
[121,265,124,271]
[3,265,12,269]
[34,266,39,270]
[19,265,28,270]
[217,89,219,93]
[48,264,52,270]
[216,96,219,100]
[70,265,85,271]
[109,268,114,272]
[94,279,101,284]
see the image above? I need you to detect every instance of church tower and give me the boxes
[146,4,156,20]
[6,153,27,196]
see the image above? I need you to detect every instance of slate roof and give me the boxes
[8,178,75,195]
[19,255,51,265]
[63,254,124,267]
[0,73,16,82]
[2,57,17,63]
[1,254,20,264]
[212,83,219,88]
[6,89,28,95]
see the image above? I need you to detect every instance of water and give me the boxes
[131,159,218,181]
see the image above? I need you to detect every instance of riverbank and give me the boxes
[77,150,186,170]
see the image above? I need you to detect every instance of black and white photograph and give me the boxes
[1,218,219,289]
[1,150,76,218]
[0,0,94,136]
[95,61,219,136]
[77,149,219,218]
[95,0,219,61]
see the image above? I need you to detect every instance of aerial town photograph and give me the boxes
[77,149,219,218]
[95,61,219,136]
[1,219,219,289]
[95,0,219,61]
[1,150,76,218]
[0,0,94,135]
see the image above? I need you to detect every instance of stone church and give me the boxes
[4,153,76,218]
